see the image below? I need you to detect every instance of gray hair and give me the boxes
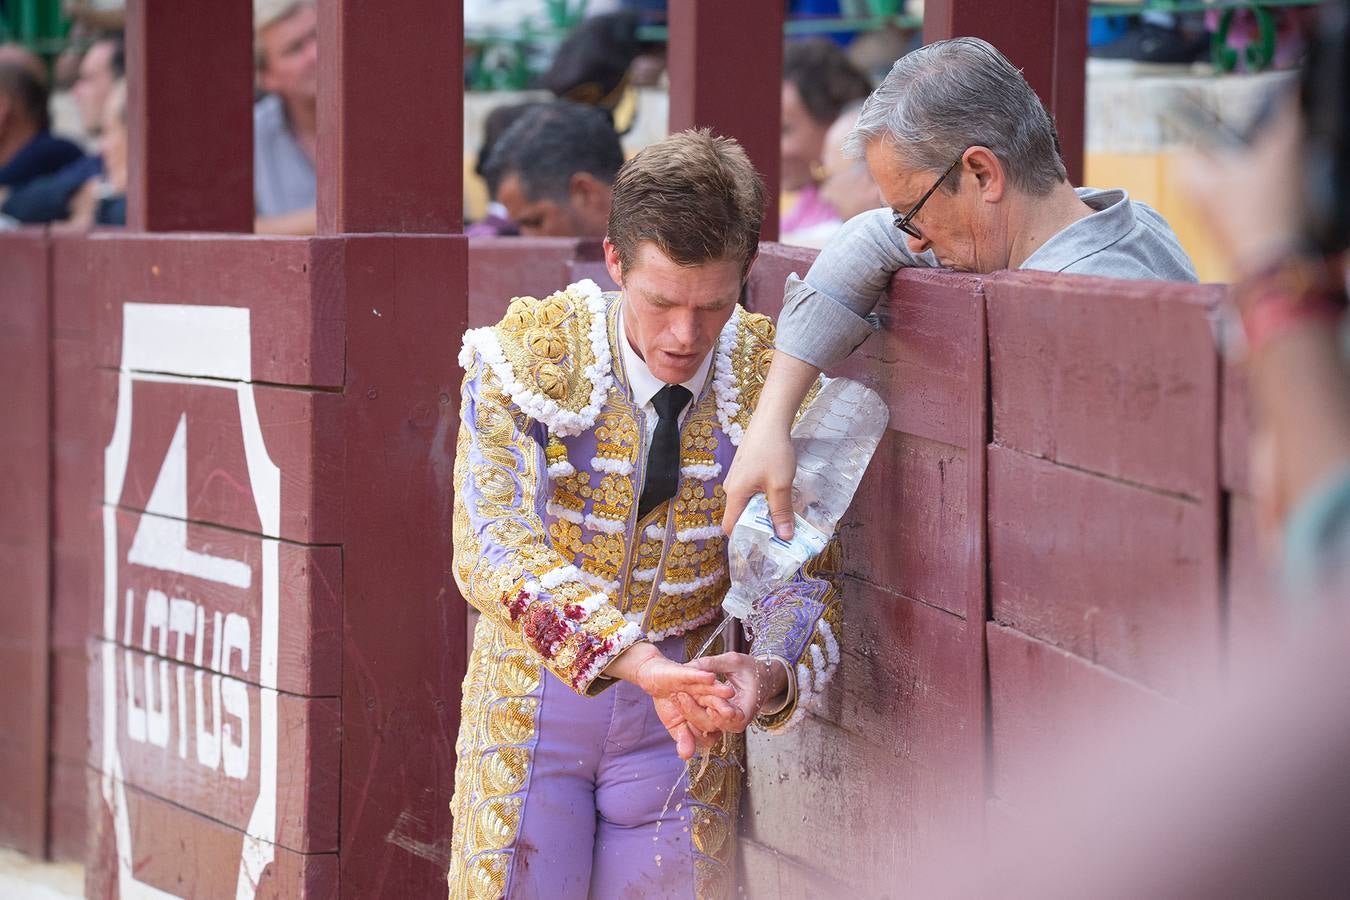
[846,37,1067,195]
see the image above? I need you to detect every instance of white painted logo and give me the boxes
[101,304,280,900]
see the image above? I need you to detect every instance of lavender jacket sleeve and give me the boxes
[451,357,642,695]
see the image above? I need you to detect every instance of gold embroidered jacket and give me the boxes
[452,279,841,727]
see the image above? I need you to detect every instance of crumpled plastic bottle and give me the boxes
[722,376,889,635]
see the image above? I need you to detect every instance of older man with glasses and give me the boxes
[722,36,1198,539]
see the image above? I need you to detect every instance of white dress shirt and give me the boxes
[617,306,713,443]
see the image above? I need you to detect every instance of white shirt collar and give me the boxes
[617,304,713,409]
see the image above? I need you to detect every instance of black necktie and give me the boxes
[637,384,692,520]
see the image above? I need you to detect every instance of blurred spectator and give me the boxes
[72,33,123,139]
[480,101,622,238]
[779,38,871,247]
[3,37,126,225]
[0,47,85,200]
[544,10,647,134]
[794,102,880,248]
[66,77,126,226]
[467,100,550,237]
[64,1,126,33]
[254,0,317,235]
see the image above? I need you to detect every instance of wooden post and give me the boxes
[667,0,783,241]
[924,0,1088,185]
[316,0,463,234]
[124,0,253,232]
[0,232,52,858]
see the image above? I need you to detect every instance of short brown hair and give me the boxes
[607,129,765,275]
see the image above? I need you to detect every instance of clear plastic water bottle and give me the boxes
[721,376,889,630]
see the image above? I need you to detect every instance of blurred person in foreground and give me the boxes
[724,36,1199,538]
[779,38,872,247]
[479,101,623,238]
[0,47,84,200]
[1183,8,1350,604]
[448,130,841,899]
[253,0,317,235]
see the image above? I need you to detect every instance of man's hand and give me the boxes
[605,643,736,759]
[720,351,822,540]
[681,652,789,734]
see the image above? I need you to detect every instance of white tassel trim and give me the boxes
[675,524,724,543]
[659,567,726,596]
[713,306,745,446]
[644,523,666,540]
[575,592,609,616]
[584,513,626,535]
[591,456,634,476]
[458,280,612,437]
[547,460,576,478]
[579,570,620,595]
[680,462,722,480]
[632,566,659,582]
[540,565,583,590]
[545,500,584,524]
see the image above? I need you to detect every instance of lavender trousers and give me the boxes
[449,628,741,900]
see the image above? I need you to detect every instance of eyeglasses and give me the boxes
[891,158,962,240]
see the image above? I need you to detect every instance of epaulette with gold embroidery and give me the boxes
[458,279,614,438]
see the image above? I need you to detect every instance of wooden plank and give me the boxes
[0,229,51,858]
[86,774,338,899]
[739,837,848,899]
[987,623,1170,807]
[841,434,971,619]
[125,0,253,231]
[50,231,97,337]
[48,760,87,863]
[51,649,89,764]
[1221,355,1252,494]
[987,271,1222,499]
[834,270,986,450]
[923,0,1087,184]
[1226,495,1285,669]
[316,0,462,234]
[466,236,601,328]
[742,242,819,320]
[333,235,468,897]
[89,235,345,388]
[53,539,96,653]
[743,586,978,887]
[89,641,340,854]
[103,372,343,544]
[988,444,1221,695]
[668,0,783,240]
[108,508,341,696]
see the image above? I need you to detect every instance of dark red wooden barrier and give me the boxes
[0,231,52,859]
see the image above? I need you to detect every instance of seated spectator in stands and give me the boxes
[792,103,880,248]
[2,39,125,224]
[480,101,623,238]
[66,78,126,227]
[0,47,85,200]
[254,0,317,235]
[723,37,1199,539]
[466,100,549,237]
[779,38,872,247]
[72,34,123,140]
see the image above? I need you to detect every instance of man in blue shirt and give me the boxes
[0,47,84,199]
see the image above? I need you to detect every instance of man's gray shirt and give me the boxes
[776,187,1199,368]
[254,94,316,217]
